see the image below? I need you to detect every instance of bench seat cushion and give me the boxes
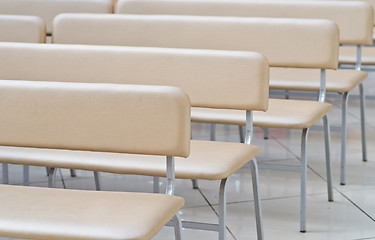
[192,99,332,129]
[339,46,375,65]
[269,68,368,93]
[0,140,259,180]
[0,184,184,240]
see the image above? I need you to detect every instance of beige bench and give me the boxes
[115,0,372,185]
[52,14,337,233]
[0,0,113,34]
[0,80,186,240]
[0,15,45,43]
[0,14,47,185]
[0,42,267,240]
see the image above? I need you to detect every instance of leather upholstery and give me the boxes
[116,0,374,45]
[0,80,191,158]
[0,0,112,33]
[0,15,45,43]
[0,42,269,111]
[0,184,184,240]
[53,13,339,69]
[339,46,375,65]
[193,99,333,129]
[0,140,260,180]
[270,68,368,93]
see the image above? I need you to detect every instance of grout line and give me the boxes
[338,191,375,222]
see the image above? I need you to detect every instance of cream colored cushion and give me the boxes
[269,68,368,93]
[0,15,45,43]
[193,99,333,129]
[0,42,269,111]
[53,13,339,69]
[0,0,112,33]
[339,45,375,65]
[0,80,191,158]
[0,140,259,180]
[116,0,373,45]
[0,184,184,240]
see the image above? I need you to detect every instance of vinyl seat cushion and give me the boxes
[192,99,332,129]
[0,184,184,240]
[339,46,375,65]
[0,140,259,180]
[269,67,368,93]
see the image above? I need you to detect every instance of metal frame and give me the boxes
[181,110,263,240]
[246,70,332,232]
[340,44,368,185]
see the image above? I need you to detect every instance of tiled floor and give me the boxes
[1,73,375,240]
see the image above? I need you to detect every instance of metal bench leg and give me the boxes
[300,128,309,233]
[263,128,269,139]
[218,178,228,240]
[249,159,264,240]
[172,214,183,240]
[70,169,77,177]
[341,92,349,185]
[2,163,8,184]
[359,83,367,162]
[323,115,333,202]
[48,167,57,188]
[94,171,101,191]
[239,125,245,143]
[153,176,160,193]
[23,165,29,186]
[210,123,216,141]
[191,179,199,189]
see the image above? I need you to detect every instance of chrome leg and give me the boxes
[285,90,290,99]
[2,163,8,184]
[300,128,309,233]
[239,125,245,143]
[323,116,333,202]
[249,159,264,240]
[23,165,29,186]
[46,167,50,176]
[153,176,160,193]
[210,123,216,141]
[219,178,228,240]
[359,83,367,162]
[341,92,349,185]
[172,214,183,240]
[94,171,101,191]
[191,179,199,189]
[48,167,57,188]
[70,169,77,177]
[263,128,269,139]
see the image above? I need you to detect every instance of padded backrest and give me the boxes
[0,0,113,34]
[0,15,46,43]
[0,42,269,111]
[0,80,190,157]
[116,0,373,45]
[53,14,339,69]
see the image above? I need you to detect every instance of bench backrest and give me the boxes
[53,14,339,69]
[116,0,373,46]
[0,15,45,43]
[0,80,190,157]
[0,42,269,111]
[0,0,113,33]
